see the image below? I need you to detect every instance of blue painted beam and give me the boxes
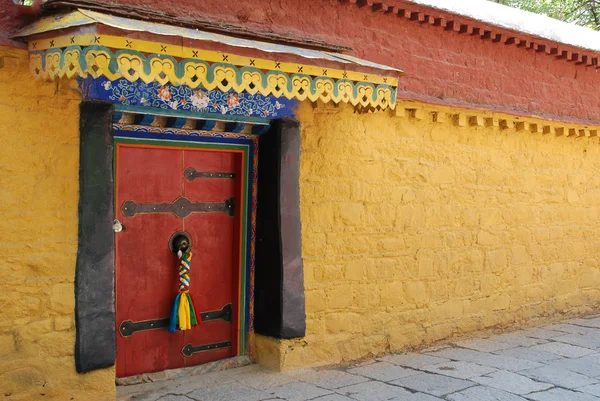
[225,122,246,133]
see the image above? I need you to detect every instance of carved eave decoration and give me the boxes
[15,9,402,111]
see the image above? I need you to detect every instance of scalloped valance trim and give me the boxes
[29,36,398,110]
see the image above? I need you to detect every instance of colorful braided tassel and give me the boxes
[169,251,201,332]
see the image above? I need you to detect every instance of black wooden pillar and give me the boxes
[255,119,306,339]
[75,101,116,372]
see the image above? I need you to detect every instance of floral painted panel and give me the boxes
[80,76,297,119]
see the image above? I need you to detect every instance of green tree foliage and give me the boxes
[492,0,600,30]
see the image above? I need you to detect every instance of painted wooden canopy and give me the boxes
[16,9,401,111]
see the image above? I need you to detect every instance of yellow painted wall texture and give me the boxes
[256,100,600,370]
[2,39,600,395]
[0,46,115,401]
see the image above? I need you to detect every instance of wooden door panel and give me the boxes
[116,145,241,377]
[183,150,240,364]
[116,146,185,377]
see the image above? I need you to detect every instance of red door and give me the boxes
[115,143,242,378]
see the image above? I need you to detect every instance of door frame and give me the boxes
[113,127,258,359]
[74,101,260,374]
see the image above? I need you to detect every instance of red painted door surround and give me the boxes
[115,143,241,377]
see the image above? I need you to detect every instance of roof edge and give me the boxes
[39,0,352,53]
[405,0,600,54]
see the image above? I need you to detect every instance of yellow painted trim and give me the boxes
[395,99,600,138]
[29,46,397,110]
[29,34,398,86]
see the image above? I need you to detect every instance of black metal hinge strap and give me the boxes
[182,341,231,357]
[119,318,170,337]
[185,167,236,180]
[121,196,235,218]
[201,303,232,323]
[119,303,233,337]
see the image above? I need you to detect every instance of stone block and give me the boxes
[326,285,354,309]
[50,283,74,314]
[338,380,412,400]
[526,388,598,401]
[545,357,600,378]
[37,331,74,357]
[269,381,332,401]
[325,313,361,334]
[303,233,328,257]
[404,281,427,305]
[380,282,405,305]
[420,360,496,379]
[344,260,366,281]
[348,361,419,382]
[306,290,327,313]
[484,249,508,272]
[554,333,600,350]
[0,334,15,357]
[529,342,595,358]
[520,365,597,389]
[337,203,365,225]
[54,316,74,331]
[470,370,553,395]
[390,372,473,397]
[379,353,450,369]
[354,284,380,308]
[188,382,273,401]
[292,369,369,390]
[427,347,543,372]
[446,386,527,401]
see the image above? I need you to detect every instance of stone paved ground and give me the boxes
[118,314,600,401]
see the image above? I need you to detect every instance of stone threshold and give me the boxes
[115,355,254,386]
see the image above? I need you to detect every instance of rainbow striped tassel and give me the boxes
[169,251,201,332]
[169,291,199,332]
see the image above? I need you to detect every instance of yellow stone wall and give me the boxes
[0,46,115,401]
[256,100,600,370]
[3,37,600,394]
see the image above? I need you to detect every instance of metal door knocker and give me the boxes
[169,231,192,256]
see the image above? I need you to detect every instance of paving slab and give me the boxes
[378,353,451,369]
[292,369,369,390]
[521,328,568,340]
[428,346,543,371]
[487,333,548,347]
[566,318,600,329]
[453,338,516,352]
[577,383,600,397]
[529,342,596,358]
[347,361,419,382]
[544,324,600,336]
[425,347,483,361]
[470,370,553,395]
[336,381,412,401]
[577,353,600,365]
[390,372,474,397]
[155,396,193,401]
[520,365,597,389]
[554,333,600,350]
[268,382,332,401]
[420,360,496,379]
[496,346,563,363]
[187,382,273,401]
[237,370,299,390]
[311,395,355,401]
[545,356,600,377]
[392,393,443,401]
[446,385,528,401]
[524,388,598,401]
